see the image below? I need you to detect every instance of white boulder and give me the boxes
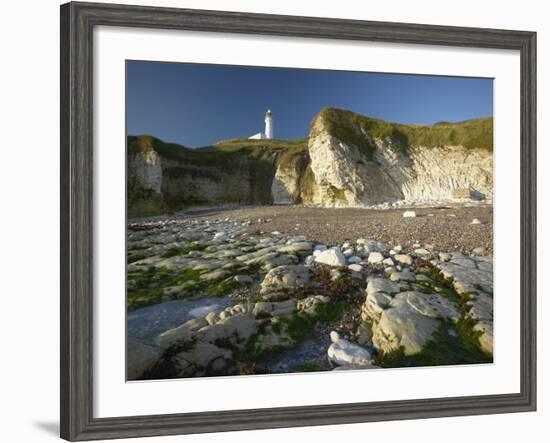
[394,254,413,265]
[382,257,394,266]
[328,334,373,367]
[367,252,384,264]
[314,247,346,266]
[348,264,363,272]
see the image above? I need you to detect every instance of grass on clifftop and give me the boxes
[128,135,308,169]
[317,108,493,155]
[213,138,308,153]
[128,135,238,169]
[211,138,309,170]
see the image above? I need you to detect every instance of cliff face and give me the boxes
[127,109,493,216]
[305,109,493,207]
[270,149,310,204]
[127,136,308,217]
[127,137,165,216]
[160,155,277,207]
[128,142,162,193]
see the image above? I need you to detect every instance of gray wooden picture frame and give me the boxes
[60,1,537,441]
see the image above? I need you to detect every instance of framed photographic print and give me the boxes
[60,1,537,441]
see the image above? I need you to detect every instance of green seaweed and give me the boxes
[127,288,165,310]
[127,265,244,311]
[376,320,492,368]
[161,244,208,258]
[296,362,325,372]
[174,268,202,285]
[127,253,147,264]
[280,301,347,342]
[128,267,180,290]
[209,278,242,297]
[237,301,347,373]
[414,275,460,303]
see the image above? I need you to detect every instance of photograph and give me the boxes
[0,0,543,441]
[126,61,494,380]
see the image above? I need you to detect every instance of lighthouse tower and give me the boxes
[264,109,274,139]
[248,109,274,140]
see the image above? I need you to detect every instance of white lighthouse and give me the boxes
[248,109,274,140]
[264,109,273,139]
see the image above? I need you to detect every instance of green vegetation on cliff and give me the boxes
[128,135,238,169]
[211,138,308,172]
[128,135,308,169]
[316,108,493,158]
[214,137,307,154]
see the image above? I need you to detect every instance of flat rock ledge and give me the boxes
[359,254,493,356]
[127,215,493,377]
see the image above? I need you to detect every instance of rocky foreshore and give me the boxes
[127,207,493,380]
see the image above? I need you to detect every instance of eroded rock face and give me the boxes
[271,150,309,204]
[304,110,493,207]
[128,143,162,194]
[127,135,298,215]
[128,109,492,214]
[127,139,166,216]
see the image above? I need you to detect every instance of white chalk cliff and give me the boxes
[127,108,493,215]
[303,108,493,207]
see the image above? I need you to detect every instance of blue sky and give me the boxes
[127,61,493,148]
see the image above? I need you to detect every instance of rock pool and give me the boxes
[127,297,234,342]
